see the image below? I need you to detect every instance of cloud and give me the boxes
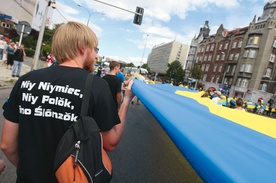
[52,1,103,36]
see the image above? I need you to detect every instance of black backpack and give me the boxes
[54,74,112,183]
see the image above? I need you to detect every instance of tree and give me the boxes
[190,63,203,80]
[166,60,185,84]
[124,62,135,67]
[141,63,151,73]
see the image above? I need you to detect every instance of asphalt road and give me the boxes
[0,88,202,183]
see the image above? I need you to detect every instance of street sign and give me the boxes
[16,21,32,37]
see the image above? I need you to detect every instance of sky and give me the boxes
[49,0,273,66]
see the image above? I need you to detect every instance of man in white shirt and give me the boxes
[212,91,222,105]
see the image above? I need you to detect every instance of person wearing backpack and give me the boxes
[1,21,134,183]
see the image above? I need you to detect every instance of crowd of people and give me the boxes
[0,36,26,77]
[200,88,275,116]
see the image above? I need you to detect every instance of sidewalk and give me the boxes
[0,57,39,89]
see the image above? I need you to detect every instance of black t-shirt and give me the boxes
[3,66,120,183]
[102,74,122,107]
[13,49,24,62]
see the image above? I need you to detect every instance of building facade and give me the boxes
[184,20,210,83]
[147,40,189,74]
[196,1,276,103]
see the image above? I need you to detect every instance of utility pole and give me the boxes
[31,1,56,71]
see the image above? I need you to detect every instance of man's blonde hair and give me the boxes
[52,21,98,64]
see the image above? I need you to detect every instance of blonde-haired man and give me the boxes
[1,21,134,183]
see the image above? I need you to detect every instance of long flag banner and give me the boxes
[132,80,276,183]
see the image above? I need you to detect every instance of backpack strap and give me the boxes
[80,74,94,117]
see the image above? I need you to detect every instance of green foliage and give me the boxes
[166,60,185,84]
[142,63,151,73]
[42,44,52,56]
[10,24,59,58]
[124,62,135,67]
[24,48,35,57]
[190,63,203,80]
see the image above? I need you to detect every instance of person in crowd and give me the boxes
[103,61,123,110]
[0,21,134,183]
[0,36,6,61]
[12,44,26,77]
[5,42,15,70]
[258,103,265,115]
[46,52,54,67]
[236,98,245,111]
[97,65,102,77]
[229,97,236,108]
[212,91,222,105]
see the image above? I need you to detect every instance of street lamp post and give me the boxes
[78,4,104,26]
[140,34,149,67]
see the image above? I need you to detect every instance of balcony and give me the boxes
[233,86,247,92]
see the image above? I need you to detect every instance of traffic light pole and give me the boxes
[93,0,143,25]
[93,0,142,16]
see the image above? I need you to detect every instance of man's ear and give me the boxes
[77,42,86,55]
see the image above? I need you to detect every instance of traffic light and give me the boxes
[133,6,144,25]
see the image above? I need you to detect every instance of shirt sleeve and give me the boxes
[3,79,22,123]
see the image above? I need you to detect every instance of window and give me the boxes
[218,65,223,72]
[210,44,214,51]
[215,76,220,83]
[269,54,275,63]
[234,53,239,61]
[265,68,272,77]
[203,74,207,81]
[241,79,248,87]
[245,64,252,73]
[202,47,205,52]
[227,65,230,72]
[236,78,241,86]
[232,41,237,48]
[213,65,217,72]
[243,50,249,57]
[219,43,223,50]
[249,50,256,58]
[261,83,267,91]
[229,53,234,60]
[221,53,225,60]
[273,40,276,48]
[224,42,228,49]
[253,37,259,45]
[1,22,10,28]
[216,54,220,61]
[201,64,205,71]
[199,56,203,61]
[204,55,207,61]
[240,64,245,72]
[205,64,210,71]
[208,54,212,61]
[229,78,233,85]
[247,37,253,45]
[206,45,210,52]
[238,40,243,48]
[224,78,228,84]
[231,65,236,75]
[211,75,214,83]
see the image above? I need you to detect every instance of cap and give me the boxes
[214,91,221,95]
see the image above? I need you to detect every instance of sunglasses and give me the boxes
[94,47,99,54]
